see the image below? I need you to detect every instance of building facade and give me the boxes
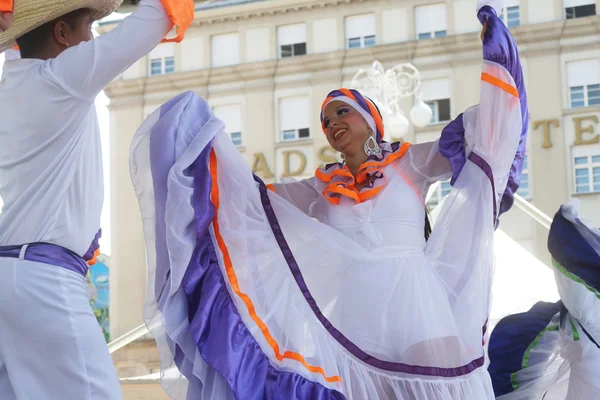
[101,0,600,338]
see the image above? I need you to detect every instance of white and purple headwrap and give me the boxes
[320,88,384,143]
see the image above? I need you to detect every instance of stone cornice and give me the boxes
[97,0,369,33]
[190,0,365,26]
[105,15,600,104]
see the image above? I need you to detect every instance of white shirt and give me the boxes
[0,0,172,255]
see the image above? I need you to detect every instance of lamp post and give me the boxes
[351,61,433,141]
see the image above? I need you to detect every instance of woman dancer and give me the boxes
[131,1,528,398]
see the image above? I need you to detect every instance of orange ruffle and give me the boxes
[160,0,195,43]
[0,0,12,13]
[87,248,101,267]
[315,142,411,205]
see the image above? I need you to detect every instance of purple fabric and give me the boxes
[439,6,528,221]
[468,152,498,226]
[0,243,89,277]
[254,175,486,377]
[478,5,529,218]
[439,113,466,186]
[179,150,345,400]
[82,229,102,262]
[150,93,192,305]
[147,91,345,399]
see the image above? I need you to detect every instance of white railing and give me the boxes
[108,323,150,354]
[513,194,553,231]
[107,193,554,354]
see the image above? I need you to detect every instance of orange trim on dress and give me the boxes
[316,142,412,205]
[87,248,101,267]
[209,150,342,384]
[160,0,195,43]
[481,73,519,98]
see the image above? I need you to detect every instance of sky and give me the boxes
[0,52,113,255]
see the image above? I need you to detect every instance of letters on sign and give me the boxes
[252,145,339,179]
[282,150,307,178]
[253,114,600,179]
[252,153,274,179]
[533,119,559,149]
[532,114,599,148]
[573,115,599,146]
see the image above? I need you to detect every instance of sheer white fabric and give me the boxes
[205,59,521,399]
[131,59,522,399]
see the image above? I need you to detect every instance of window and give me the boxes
[211,33,240,67]
[567,59,600,108]
[427,181,452,208]
[570,85,600,108]
[150,57,175,76]
[415,4,447,40]
[279,97,310,141]
[345,14,376,49]
[573,155,600,193]
[572,147,600,193]
[278,24,307,58]
[421,79,452,124]
[501,1,521,27]
[213,105,243,147]
[148,43,175,76]
[564,0,596,19]
[517,154,531,199]
[426,99,451,124]
[418,31,447,40]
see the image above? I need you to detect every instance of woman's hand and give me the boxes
[0,12,13,32]
[480,20,488,42]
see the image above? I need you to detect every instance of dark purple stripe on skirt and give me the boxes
[254,175,486,377]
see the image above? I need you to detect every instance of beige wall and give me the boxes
[109,106,148,337]
[103,0,600,338]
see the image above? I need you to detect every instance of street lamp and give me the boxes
[351,61,433,140]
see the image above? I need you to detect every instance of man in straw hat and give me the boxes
[0,0,193,398]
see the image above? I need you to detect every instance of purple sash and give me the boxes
[0,230,101,278]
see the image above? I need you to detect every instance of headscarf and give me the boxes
[320,88,384,143]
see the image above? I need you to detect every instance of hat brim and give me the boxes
[0,0,123,53]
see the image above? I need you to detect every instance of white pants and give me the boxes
[0,257,121,399]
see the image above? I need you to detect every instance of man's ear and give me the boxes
[53,20,69,47]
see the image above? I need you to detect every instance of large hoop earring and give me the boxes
[364,136,381,157]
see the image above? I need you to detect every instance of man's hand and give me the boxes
[0,12,13,32]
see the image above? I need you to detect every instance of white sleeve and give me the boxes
[409,140,453,180]
[394,141,454,203]
[46,0,172,100]
[270,178,323,218]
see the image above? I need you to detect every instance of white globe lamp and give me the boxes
[410,100,433,128]
[386,113,410,138]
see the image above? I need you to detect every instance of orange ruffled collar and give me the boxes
[315,142,411,205]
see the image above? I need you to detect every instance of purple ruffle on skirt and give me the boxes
[178,148,345,400]
[146,91,345,399]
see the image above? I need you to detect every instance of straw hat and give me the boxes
[0,0,123,53]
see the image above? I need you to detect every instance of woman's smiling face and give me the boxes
[322,101,371,157]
